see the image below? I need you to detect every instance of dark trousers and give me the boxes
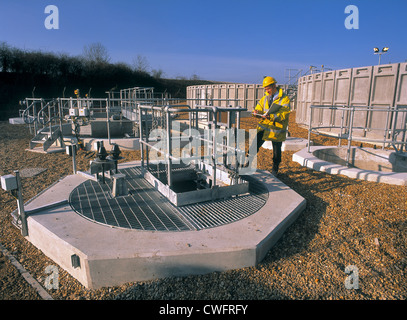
[251,130,282,166]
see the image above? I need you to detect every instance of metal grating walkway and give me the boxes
[69,167,268,231]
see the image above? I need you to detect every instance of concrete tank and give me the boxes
[313,147,407,173]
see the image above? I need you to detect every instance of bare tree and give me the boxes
[82,42,110,65]
[151,68,165,79]
[0,42,11,72]
[190,74,201,80]
[132,54,150,73]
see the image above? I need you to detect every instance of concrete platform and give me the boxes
[9,117,25,124]
[293,146,407,186]
[262,137,313,152]
[25,146,66,154]
[81,136,140,151]
[20,161,306,289]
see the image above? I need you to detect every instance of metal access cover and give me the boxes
[69,166,268,231]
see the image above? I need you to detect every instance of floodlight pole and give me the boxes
[374,47,389,65]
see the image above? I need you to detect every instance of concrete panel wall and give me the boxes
[212,84,220,103]
[349,66,373,136]
[321,71,335,105]
[368,63,399,139]
[304,75,314,126]
[320,71,336,131]
[236,84,246,108]
[396,62,407,106]
[296,76,307,124]
[227,84,237,107]
[187,83,290,111]
[331,68,351,135]
[311,73,323,127]
[296,62,406,142]
[394,63,407,142]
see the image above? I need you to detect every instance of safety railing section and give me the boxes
[19,87,255,148]
[307,105,407,165]
[137,104,250,188]
[20,98,45,134]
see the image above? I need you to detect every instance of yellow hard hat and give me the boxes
[263,76,277,88]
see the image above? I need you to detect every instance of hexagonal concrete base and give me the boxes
[21,161,306,289]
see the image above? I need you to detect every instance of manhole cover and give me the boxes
[19,168,47,178]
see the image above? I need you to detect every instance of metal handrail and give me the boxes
[22,98,43,124]
[138,104,248,188]
[307,105,407,166]
[37,99,61,125]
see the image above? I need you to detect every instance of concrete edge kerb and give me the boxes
[293,146,407,186]
[21,161,306,289]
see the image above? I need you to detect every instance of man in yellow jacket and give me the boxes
[250,76,291,175]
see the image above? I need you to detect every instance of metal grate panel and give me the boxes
[69,166,268,231]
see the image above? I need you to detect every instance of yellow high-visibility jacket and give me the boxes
[254,88,291,142]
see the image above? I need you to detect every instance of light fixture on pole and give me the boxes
[374,47,389,65]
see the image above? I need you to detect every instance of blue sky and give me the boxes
[0,0,406,84]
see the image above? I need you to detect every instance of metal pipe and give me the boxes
[382,105,391,150]
[401,106,407,152]
[166,109,172,187]
[72,144,77,174]
[48,101,52,141]
[58,98,63,137]
[138,105,144,169]
[307,105,313,153]
[346,106,356,166]
[14,170,28,237]
[339,106,345,147]
[106,98,111,145]
[212,110,217,187]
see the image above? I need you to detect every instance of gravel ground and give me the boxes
[0,112,406,300]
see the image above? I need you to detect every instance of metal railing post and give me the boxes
[138,105,144,169]
[15,170,28,237]
[382,105,391,150]
[339,106,345,147]
[346,106,355,166]
[307,105,313,153]
[165,108,172,187]
[212,108,217,187]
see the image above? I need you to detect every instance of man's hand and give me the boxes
[252,109,261,118]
